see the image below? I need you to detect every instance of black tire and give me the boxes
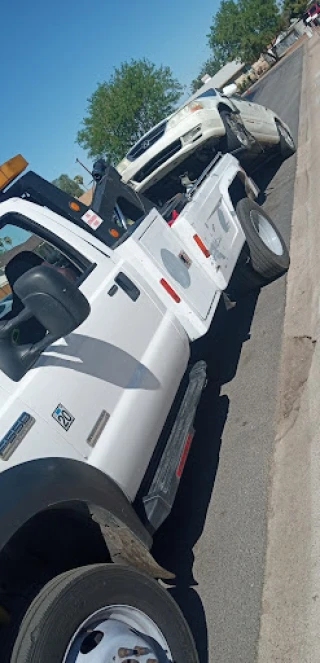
[233,198,290,291]
[276,120,296,159]
[11,564,198,663]
[220,110,255,153]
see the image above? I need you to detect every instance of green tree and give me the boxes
[0,236,12,254]
[52,174,84,198]
[77,59,184,164]
[74,174,84,187]
[282,0,307,22]
[208,0,282,64]
[191,57,223,92]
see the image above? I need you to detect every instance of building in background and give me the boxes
[200,61,249,91]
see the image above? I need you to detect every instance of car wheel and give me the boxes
[220,111,255,153]
[11,564,199,663]
[276,121,296,159]
[229,198,290,294]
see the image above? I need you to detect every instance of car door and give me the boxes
[232,94,278,143]
[0,203,189,499]
[230,94,264,138]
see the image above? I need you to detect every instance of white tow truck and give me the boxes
[0,153,289,663]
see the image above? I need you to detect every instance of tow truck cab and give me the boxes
[0,150,254,544]
[0,152,291,662]
[0,156,197,504]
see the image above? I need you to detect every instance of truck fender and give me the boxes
[0,458,173,579]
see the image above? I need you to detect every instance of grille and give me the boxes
[127,121,167,161]
[133,140,182,183]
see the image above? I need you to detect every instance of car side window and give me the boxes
[0,216,84,331]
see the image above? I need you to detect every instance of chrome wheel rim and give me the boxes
[227,116,250,146]
[63,604,172,662]
[278,123,295,149]
[250,211,283,256]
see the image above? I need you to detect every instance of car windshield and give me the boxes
[196,88,217,99]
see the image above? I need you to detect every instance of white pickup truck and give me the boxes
[0,154,289,663]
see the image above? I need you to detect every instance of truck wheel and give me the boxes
[220,110,254,153]
[234,198,290,291]
[11,564,198,663]
[276,120,296,159]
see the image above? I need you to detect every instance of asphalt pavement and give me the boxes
[153,45,304,663]
[258,33,320,662]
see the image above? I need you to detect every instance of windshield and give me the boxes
[196,88,217,99]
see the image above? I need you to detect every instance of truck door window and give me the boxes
[0,216,85,342]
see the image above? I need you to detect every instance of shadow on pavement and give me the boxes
[152,291,259,663]
[252,155,284,206]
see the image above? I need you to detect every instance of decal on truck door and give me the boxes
[87,410,110,448]
[52,404,75,431]
[0,413,35,461]
[81,209,103,231]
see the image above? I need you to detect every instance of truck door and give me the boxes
[0,205,189,499]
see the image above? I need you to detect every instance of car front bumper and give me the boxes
[119,109,226,192]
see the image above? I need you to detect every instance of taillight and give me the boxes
[193,234,210,258]
[168,209,179,227]
[160,278,181,303]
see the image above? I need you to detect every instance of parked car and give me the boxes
[304,2,320,25]
[117,83,296,203]
[0,293,12,319]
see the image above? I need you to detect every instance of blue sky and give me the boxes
[0,225,30,251]
[2,0,219,187]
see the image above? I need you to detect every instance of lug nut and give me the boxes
[118,648,133,658]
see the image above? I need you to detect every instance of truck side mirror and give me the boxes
[14,265,90,338]
[0,265,90,382]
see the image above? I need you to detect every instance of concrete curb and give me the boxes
[257,36,320,663]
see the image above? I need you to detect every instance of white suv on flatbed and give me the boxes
[117,82,295,203]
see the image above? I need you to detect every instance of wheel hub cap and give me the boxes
[63,606,172,663]
[227,116,250,146]
[250,211,283,256]
[278,124,294,148]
